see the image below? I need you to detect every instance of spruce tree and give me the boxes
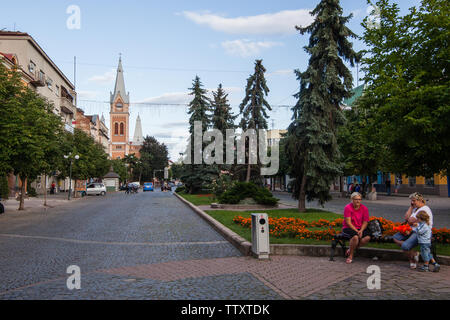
[182,76,217,193]
[239,59,272,183]
[286,0,360,212]
[211,84,237,169]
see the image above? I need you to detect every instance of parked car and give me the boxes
[86,183,107,196]
[143,182,154,192]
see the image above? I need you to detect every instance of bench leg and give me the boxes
[330,239,337,261]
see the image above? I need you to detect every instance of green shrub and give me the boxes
[175,185,186,193]
[219,182,279,206]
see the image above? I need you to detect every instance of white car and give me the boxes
[86,183,107,196]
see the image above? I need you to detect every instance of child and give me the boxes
[413,211,440,272]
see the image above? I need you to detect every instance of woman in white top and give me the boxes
[393,192,434,269]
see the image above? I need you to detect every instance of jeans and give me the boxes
[420,243,433,263]
[393,232,418,251]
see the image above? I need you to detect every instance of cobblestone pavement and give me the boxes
[0,191,449,300]
[274,192,450,228]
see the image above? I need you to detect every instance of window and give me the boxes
[39,70,45,82]
[55,85,60,97]
[116,146,122,150]
[29,61,36,74]
[408,177,416,187]
[46,78,53,90]
[120,123,124,135]
[116,103,123,109]
[114,123,119,135]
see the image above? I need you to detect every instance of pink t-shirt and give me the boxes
[342,203,369,230]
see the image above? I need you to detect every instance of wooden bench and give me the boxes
[329,233,437,262]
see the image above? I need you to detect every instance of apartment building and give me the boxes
[0,31,77,133]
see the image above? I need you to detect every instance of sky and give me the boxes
[0,0,419,160]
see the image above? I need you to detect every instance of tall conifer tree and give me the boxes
[182,76,217,193]
[287,0,360,212]
[239,60,272,182]
[211,84,237,169]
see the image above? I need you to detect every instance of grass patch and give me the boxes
[177,192,216,206]
[204,208,450,256]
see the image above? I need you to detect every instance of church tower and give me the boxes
[130,114,143,158]
[109,57,130,159]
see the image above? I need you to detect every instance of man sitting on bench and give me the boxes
[343,192,372,264]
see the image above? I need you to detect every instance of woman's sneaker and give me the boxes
[432,263,440,272]
[418,265,429,272]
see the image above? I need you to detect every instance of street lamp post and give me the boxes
[64,154,79,201]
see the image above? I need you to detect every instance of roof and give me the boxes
[110,57,130,104]
[342,84,365,107]
[0,31,75,90]
[132,114,143,145]
[0,52,16,64]
[104,171,120,178]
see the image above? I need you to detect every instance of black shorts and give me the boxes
[343,228,371,239]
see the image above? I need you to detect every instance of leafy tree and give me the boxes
[358,0,450,177]
[9,88,64,210]
[58,129,109,198]
[110,159,128,183]
[239,59,272,183]
[286,0,360,212]
[0,61,23,176]
[139,136,169,182]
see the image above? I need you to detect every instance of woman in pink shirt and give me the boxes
[343,192,371,264]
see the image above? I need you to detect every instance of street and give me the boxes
[0,191,449,300]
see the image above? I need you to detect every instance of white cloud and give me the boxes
[77,90,98,99]
[221,39,283,58]
[181,9,314,35]
[139,91,191,105]
[139,87,242,105]
[88,69,116,84]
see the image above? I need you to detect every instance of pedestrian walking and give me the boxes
[385,178,391,196]
[50,182,56,195]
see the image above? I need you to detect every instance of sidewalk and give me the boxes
[1,192,85,214]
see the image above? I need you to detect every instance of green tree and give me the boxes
[358,0,450,177]
[286,0,360,212]
[182,76,218,193]
[211,84,237,173]
[9,88,64,210]
[139,136,169,182]
[239,59,272,183]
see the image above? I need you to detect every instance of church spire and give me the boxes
[133,114,143,146]
[110,55,130,104]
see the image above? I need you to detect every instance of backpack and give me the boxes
[367,219,384,238]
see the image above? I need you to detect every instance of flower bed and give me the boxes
[232,216,450,244]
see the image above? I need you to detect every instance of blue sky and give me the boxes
[1,0,419,160]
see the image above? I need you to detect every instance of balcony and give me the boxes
[60,96,76,116]
[29,70,45,87]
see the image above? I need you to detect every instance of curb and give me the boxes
[173,192,450,265]
[174,192,252,256]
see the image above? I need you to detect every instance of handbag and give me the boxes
[367,219,384,238]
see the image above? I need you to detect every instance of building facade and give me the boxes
[0,31,77,196]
